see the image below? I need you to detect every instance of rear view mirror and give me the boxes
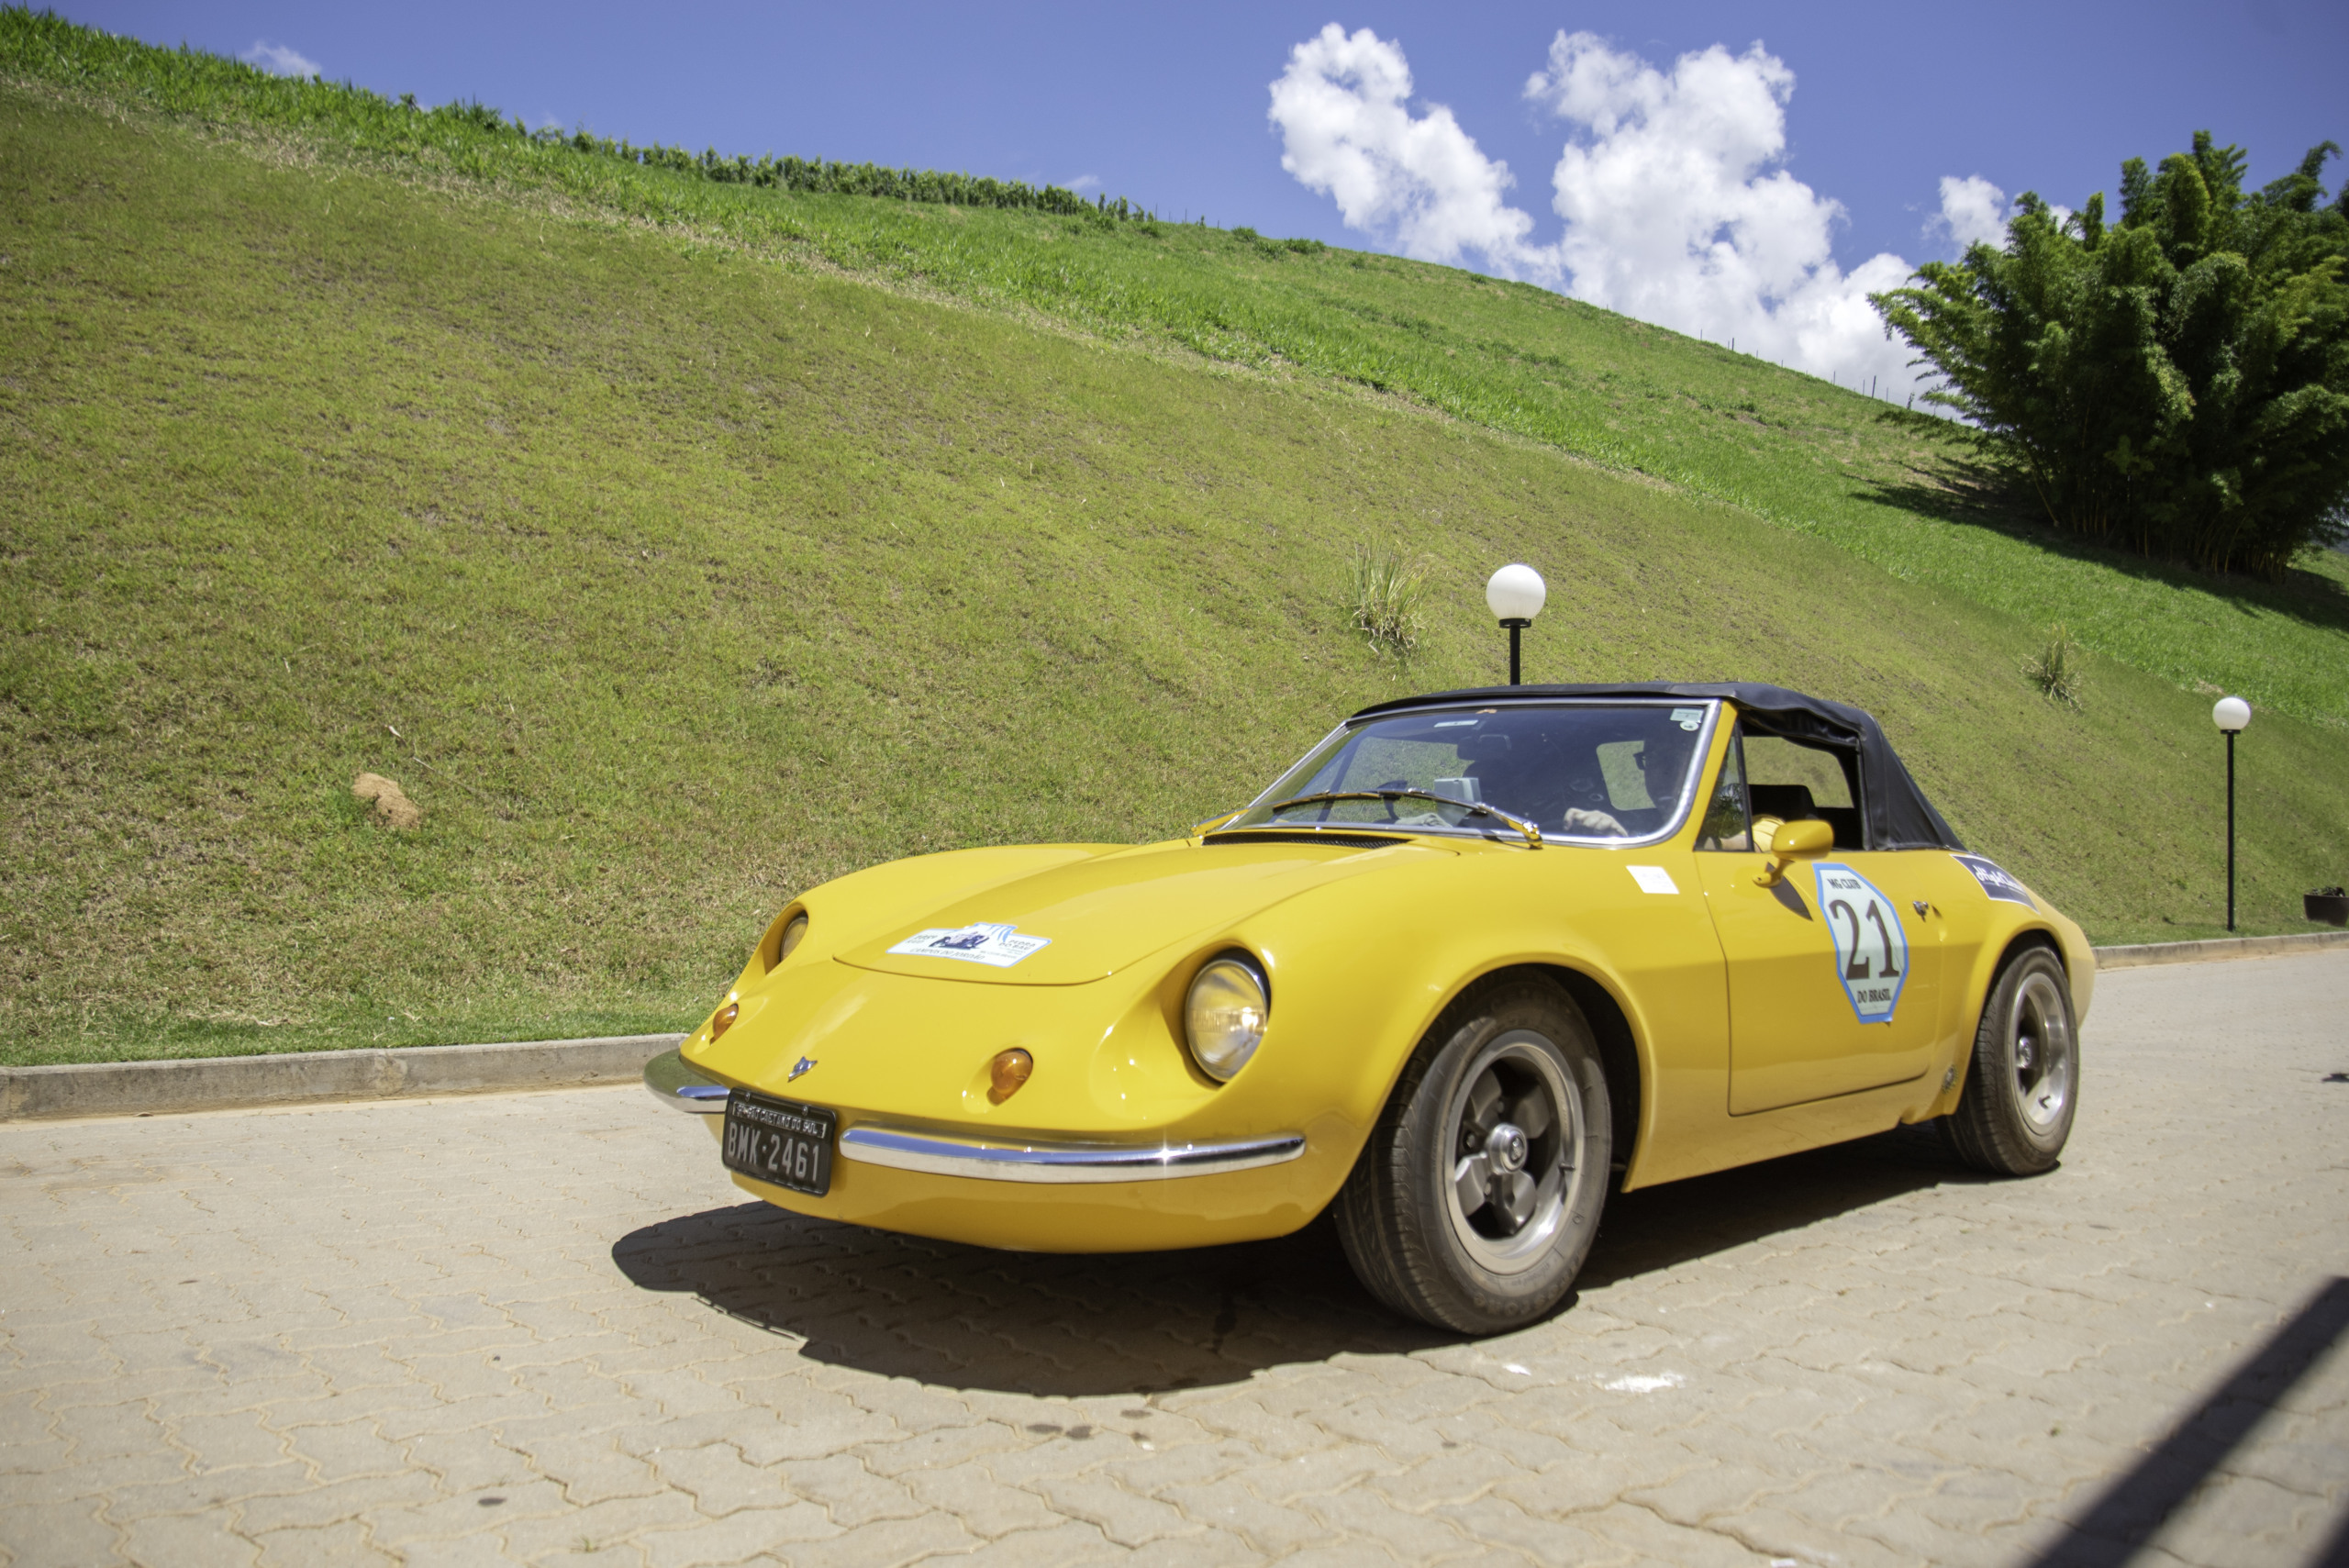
[1755,817,1834,885]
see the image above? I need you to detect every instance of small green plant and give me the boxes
[2025,623,2086,706]
[1347,541,1431,655]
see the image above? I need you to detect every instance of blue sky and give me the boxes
[53,1,2349,388]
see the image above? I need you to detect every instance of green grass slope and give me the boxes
[4,74,2345,1065]
[9,7,2345,730]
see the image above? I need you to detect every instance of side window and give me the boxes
[1743,734,1865,850]
[1695,727,1751,851]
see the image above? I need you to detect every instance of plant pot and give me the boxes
[2306,892,2349,927]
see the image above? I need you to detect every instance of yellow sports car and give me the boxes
[646,683,2090,1332]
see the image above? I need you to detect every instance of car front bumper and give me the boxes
[644,1046,1322,1249]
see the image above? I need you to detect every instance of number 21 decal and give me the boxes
[1814,863,1909,1022]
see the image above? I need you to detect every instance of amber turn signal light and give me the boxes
[710,1001,740,1041]
[988,1048,1033,1104]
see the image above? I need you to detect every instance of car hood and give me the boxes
[834,834,1458,985]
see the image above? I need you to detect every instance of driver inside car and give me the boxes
[1463,733,1628,839]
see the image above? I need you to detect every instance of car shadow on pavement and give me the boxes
[610,1122,1981,1398]
[611,1202,1442,1398]
[1575,1119,1985,1293]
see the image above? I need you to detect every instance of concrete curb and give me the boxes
[2092,930,2349,970]
[0,1033,684,1123]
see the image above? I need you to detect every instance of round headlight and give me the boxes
[1185,955,1269,1082]
[776,913,808,963]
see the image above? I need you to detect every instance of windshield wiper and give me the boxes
[1261,789,1543,850]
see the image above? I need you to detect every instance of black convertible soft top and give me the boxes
[1351,683,1965,853]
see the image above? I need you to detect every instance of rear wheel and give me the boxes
[1945,945,2077,1175]
[1335,977,1611,1333]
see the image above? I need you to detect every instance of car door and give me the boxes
[1691,723,1942,1115]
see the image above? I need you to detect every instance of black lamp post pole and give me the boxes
[1502,617,1529,685]
[2226,728,2237,932]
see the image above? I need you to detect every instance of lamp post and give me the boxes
[2213,695,2251,931]
[1485,564,1546,685]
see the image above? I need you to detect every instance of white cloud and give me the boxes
[1267,26,2015,396]
[1930,174,2009,254]
[1522,30,1920,391]
[242,40,321,79]
[1064,174,1102,193]
[1267,24,1547,276]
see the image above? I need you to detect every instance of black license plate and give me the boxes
[720,1092,836,1196]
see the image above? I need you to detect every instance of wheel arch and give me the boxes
[1438,962,1644,1182]
[1998,925,2065,972]
[1949,926,2071,1102]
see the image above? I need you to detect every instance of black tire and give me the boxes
[1334,976,1611,1334]
[1944,945,2078,1175]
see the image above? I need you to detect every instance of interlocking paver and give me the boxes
[896,1459,1060,1539]
[1714,1499,1914,1567]
[0,1501,119,1568]
[633,1502,838,1566]
[756,1509,974,1568]
[1297,1483,1487,1561]
[250,1518,398,1568]
[116,1503,269,1568]
[1152,1474,1327,1556]
[767,1453,926,1529]
[925,1518,1119,1568]
[1431,1496,1631,1564]
[4,955,2346,1565]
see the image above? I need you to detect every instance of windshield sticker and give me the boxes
[885,923,1052,969]
[1627,865,1679,895]
[1952,853,2036,909]
[1670,707,1705,731]
[1814,863,1909,1022]
[1433,719,1477,728]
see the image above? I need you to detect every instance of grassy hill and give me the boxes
[5,16,2347,1065]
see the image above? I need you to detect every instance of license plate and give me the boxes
[720,1091,836,1196]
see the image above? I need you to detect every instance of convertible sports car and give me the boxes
[646,683,2090,1332]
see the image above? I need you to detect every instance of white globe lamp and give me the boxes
[1485,564,1546,685]
[2212,696,2250,929]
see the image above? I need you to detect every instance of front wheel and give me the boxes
[1944,945,2078,1175]
[1334,978,1611,1333]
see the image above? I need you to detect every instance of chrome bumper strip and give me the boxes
[643,1048,730,1113]
[650,1047,1306,1181]
[839,1126,1307,1184]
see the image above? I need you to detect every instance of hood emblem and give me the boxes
[788,1057,818,1082]
[885,921,1052,969]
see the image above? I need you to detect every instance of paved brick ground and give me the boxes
[5,954,2345,1567]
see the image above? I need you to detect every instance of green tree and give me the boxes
[1873,133,2349,578]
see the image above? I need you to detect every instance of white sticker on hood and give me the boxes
[885,922,1052,968]
[1627,865,1679,895]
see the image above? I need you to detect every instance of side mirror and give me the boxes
[1192,809,1243,838]
[1755,817,1833,885]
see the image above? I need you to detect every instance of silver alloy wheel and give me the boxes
[1441,1030,1586,1275]
[2009,968,2075,1136]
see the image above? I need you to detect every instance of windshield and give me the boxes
[1230,700,1718,845]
